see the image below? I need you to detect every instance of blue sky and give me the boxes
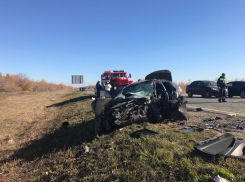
[0,0,244,86]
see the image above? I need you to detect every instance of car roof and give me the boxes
[228,81,245,83]
[192,80,215,82]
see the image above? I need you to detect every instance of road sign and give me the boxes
[72,75,83,84]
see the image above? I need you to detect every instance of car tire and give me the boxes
[204,91,211,98]
[240,91,245,98]
[188,91,193,97]
[228,95,233,98]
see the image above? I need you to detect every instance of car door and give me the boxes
[232,82,242,96]
[197,81,205,95]
[189,81,198,94]
[227,82,234,96]
[235,82,245,96]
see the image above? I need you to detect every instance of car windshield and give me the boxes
[113,80,154,104]
[204,81,217,86]
[112,73,126,77]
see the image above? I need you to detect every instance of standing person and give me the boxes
[217,73,227,103]
[96,81,102,98]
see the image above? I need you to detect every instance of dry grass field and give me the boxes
[1,90,245,181]
[0,90,71,159]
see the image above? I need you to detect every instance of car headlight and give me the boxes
[211,88,218,90]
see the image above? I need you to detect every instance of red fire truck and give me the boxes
[101,70,133,86]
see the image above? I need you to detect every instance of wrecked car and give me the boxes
[91,70,188,136]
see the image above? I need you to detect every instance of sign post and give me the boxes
[71,75,84,91]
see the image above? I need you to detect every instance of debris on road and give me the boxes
[194,133,245,159]
[227,113,236,118]
[196,108,203,111]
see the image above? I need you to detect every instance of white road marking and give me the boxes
[187,105,245,117]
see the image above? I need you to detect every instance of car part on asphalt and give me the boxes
[196,108,203,111]
[194,133,245,159]
[130,129,158,138]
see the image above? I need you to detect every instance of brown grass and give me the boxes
[0,90,73,160]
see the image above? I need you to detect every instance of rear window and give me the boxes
[190,82,197,87]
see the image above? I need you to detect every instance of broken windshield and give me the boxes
[113,80,154,104]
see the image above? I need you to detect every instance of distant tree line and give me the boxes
[0,73,72,92]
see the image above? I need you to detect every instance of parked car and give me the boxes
[80,87,86,91]
[186,80,219,98]
[227,81,245,98]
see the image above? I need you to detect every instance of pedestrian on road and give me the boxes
[96,81,102,98]
[217,73,227,103]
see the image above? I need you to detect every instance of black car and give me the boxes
[227,81,245,98]
[80,87,86,91]
[186,80,219,98]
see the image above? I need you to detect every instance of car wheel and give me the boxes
[240,91,245,98]
[204,91,211,98]
[228,95,233,98]
[188,91,193,97]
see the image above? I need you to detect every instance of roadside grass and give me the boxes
[1,91,245,181]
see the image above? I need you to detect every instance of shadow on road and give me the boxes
[0,119,95,162]
[46,95,92,108]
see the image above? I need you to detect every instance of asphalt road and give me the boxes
[185,95,245,117]
[84,90,245,117]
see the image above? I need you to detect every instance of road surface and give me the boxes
[84,90,245,117]
[185,95,245,117]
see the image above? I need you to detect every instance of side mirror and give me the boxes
[128,73,131,78]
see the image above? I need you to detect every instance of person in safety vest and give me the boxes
[217,73,227,103]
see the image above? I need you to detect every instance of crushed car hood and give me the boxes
[145,70,172,82]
